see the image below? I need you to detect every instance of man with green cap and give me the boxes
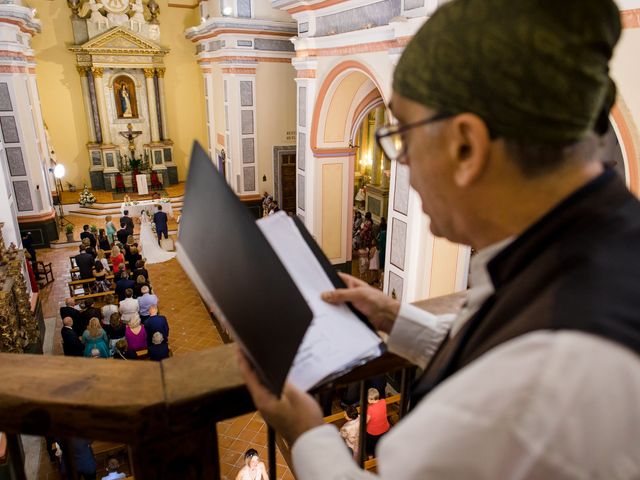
[239,0,640,477]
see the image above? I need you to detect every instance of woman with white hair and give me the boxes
[125,313,147,358]
[148,332,170,361]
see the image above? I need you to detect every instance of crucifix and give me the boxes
[119,123,142,158]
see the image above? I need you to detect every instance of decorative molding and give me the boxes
[297,37,411,58]
[286,0,347,14]
[199,56,291,64]
[156,67,165,77]
[70,26,169,56]
[91,66,104,77]
[168,2,199,8]
[76,65,89,76]
[221,67,257,74]
[621,9,640,28]
[296,69,316,78]
[143,68,156,78]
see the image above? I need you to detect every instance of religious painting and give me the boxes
[113,75,139,119]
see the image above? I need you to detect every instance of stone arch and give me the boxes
[610,99,640,195]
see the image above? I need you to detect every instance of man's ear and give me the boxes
[448,113,492,188]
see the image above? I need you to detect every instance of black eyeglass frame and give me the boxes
[374,112,455,161]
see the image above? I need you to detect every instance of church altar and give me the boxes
[68,0,178,192]
[121,200,173,218]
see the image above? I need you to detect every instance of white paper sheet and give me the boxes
[257,212,382,391]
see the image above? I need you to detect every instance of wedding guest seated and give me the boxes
[105,313,126,354]
[133,259,149,282]
[96,248,110,272]
[124,235,136,255]
[339,405,360,459]
[111,245,125,274]
[75,248,95,280]
[119,288,139,323]
[113,265,125,282]
[92,261,111,293]
[100,294,118,325]
[112,338,130,360]
[101,457,127,480]
[79,299,101,336]
[134,274,152,298]
[61,317,84,357]
[137,286,158,322]
[80,224,97,249]
[97,228,111,252]
[115,271,135,301]
[85,246,97,260]
[116,226,129,246]
[126,245,142,269]
[60,297,82,327]
[125,314,147,358]
[82,318,110,358]
[145,305,169,345]
[149,332,170,361]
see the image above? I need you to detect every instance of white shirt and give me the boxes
[292,242,640,479]
[101,472,126,480]
[118,298,139,323]
[101,304,118,325]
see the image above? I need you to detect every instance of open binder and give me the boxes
[177,142,383,396]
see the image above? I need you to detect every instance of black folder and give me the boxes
[177,142,314,395]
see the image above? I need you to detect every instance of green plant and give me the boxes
[65,224,75,234]
[90,224,98,234]
[129,157,142,171]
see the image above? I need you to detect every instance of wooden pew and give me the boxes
[68,275,115,296]
[73,291,118,306]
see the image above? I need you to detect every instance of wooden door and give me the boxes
[281,153,296,214]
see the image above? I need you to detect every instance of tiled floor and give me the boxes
[34,243,295,479]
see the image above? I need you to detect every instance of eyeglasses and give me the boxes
[375,112,455,163]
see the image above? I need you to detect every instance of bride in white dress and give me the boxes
[139,211,176,264]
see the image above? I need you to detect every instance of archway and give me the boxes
[309,61,388,268]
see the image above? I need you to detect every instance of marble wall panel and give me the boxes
[240,81,253,106]
[243,166,255,191]
[393,163,410,215]
[0,116,19,143]
[0,83,12,111]
[404,0,424,9]
[254,38,294,52]
[298,86,306,127]
[298,132,306,171]
[242,138,255,164]
[6,147,25,176]
[390,217,407,270]
[388,271,404,301]
[315,0,401,36]
[237,0,251,18]
[241,110,254,135]
[298,174,305,210]
[13,180,32,211]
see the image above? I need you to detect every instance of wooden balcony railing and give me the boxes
[0,292,465,479]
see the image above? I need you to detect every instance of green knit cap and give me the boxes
[393,0,621,144]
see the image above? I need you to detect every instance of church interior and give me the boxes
[0,0,639,478]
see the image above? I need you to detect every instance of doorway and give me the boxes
[273,146,297,214]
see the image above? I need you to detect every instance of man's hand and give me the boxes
[238,349,324,445]
[321,273,400,334]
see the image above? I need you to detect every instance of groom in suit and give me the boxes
[153,205,168,243]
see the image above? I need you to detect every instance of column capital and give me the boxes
[143,68,156,78]
[156,68,166,78]
[91,67,104,78]
[76,66,90,76]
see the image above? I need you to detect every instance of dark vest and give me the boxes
[412,169,640,404]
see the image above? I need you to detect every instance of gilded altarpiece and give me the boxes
[68,0,177,191]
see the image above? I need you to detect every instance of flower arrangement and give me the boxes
[79,185,96,206]
[160,197,170,203]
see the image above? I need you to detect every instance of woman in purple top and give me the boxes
[125,314,147,355]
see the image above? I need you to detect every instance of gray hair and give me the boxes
[152,332,164,345]
[129,314,141,328]
[141,285,149,294]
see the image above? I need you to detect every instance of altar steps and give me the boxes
[66,198,183,219]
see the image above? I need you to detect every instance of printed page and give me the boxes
[257,212,382,391]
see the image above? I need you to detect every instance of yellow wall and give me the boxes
[30,1,207,188]
[255,61,297,194]
[321,163,343,259]
[427,237,460,298]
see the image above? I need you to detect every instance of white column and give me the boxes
[144,68,160,142]
[92,67,111,144]
[156,67,169,140]
[77,66,96,143]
